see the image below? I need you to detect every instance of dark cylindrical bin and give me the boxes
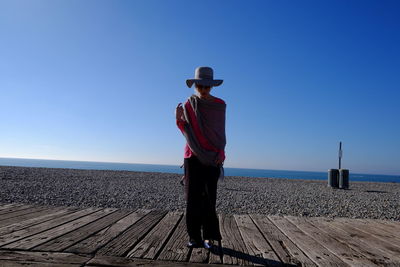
[339,169,349,189]
[328,169,339,188]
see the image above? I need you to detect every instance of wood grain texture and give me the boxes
[234,214,283,266]
[212,214,250,266]
[335,217,400,243]
[127,211,182,259]
[0,203,24,212]
[0,261,81,267]
[0,204,32,216]
[65,209,150,254]
[189,246,210,264]
[320,217,400,262]
[268,216,347,267]
[4,208,117,250]
[157,215,190,262]
[285,216,379,267]
[308,217,398,266]
[1,202,400,266]
[87,254,235,267]
[0,249,91,264]
[34,209,131,252]
[0,207,101,247]
[0,207,105,249]
[0,206,40,221]
[250,214,317,267]
[96,210,167,257]
[0,207,78,232]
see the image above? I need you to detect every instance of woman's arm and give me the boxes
[176,103,186,132]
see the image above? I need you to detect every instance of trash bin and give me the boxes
[328,169,339,188]
[339,169,349,189]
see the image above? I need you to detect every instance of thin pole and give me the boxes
[339,142,342,169]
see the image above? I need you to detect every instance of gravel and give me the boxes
[1,166,399,221]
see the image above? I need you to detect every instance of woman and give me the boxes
[175,66,226,249]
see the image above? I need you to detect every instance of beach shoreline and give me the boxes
[1,166,399,221]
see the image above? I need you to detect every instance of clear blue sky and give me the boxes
[1,0,399,175]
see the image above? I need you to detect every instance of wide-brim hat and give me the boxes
[186,66,223,88]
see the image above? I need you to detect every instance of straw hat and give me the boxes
[186,66,223,88]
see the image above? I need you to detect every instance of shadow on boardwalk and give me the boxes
[210,245,297,266]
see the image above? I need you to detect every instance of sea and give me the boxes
[0,157,399,183]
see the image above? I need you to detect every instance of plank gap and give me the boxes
[154,213,183,260]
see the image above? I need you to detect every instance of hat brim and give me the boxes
[186,79,223,88]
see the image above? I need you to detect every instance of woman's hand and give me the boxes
[175,103,185,121]
[215,158,224,166]
[215,155,224,166]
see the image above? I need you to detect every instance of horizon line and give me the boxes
[0,156,399,177]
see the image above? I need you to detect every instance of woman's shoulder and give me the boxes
[213,96,225,104]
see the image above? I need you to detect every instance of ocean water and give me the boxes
[0,157,399,183]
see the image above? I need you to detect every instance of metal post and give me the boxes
[338,142,342,169]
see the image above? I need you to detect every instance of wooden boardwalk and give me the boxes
[0,203,399,266]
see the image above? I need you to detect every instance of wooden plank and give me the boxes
[87,254,235,267]
[65,209,150,254]
[0,204,33,216]
[321,218,400,262]
[189,246,210,264]
[34,209,131,252]
[369,220,400,239]
[0,207,49,222]
[127,211,182,259]
[157,215,190,262]
[96,210,167,257]
[0,203,23,212]
[234,214,283,266]
[0,207,79,235]
[250,214,316,267]
[0,207,101,248]
[3,208,117,250]
[337,218,400,240]
[0,260,81,267]
[0,249,91,265]
[268,216,348,267]
[377,219,400,231]
[335,218,400,249]
[308,217,398,266]
[0,206,66,228]
[209,214,249,266]
[285,216,379,267]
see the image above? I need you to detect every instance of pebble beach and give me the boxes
[1,166,399,221]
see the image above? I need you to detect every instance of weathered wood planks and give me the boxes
[285,216,380,266]
[250,214,316,267]
[0,204,32,216]
[234,214,283,266]
[0,207,48,223]
[126,211,182,259]
[0,206,79,231]
[87,254,235,267]
[308,217,398,266]
[96,210,166,256]
[34,209,132,252]
[157,215,190,262]
[3,208,117,250]
[312,217,400,262]
[1,202,400,266]
[0,249,91,264]
[0,203,24,212]
[211,214,250,266]
[65,209,150,254]
[268,215,348,266]
[335,217,400,246]
[0,207,102,248]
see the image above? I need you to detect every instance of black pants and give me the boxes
[184,156,222,242]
